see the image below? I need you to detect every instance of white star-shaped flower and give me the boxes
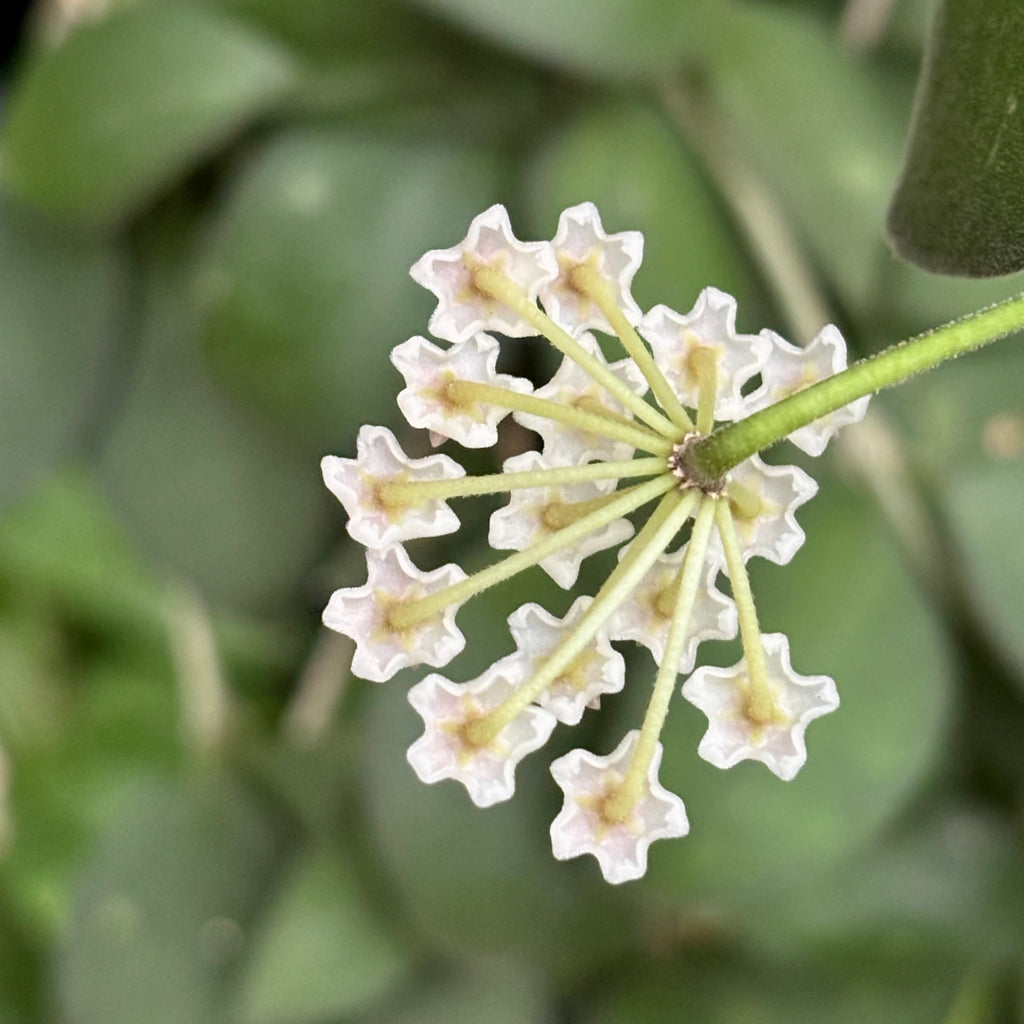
[322,545,467,682]
[681,632,839,780]
[549,731,689,884]
[391,333,532,448]
[746,323,870,456]
[708,455,818,572]
[488,450,634,589]
[537,201,643,335]
[406,668,557,807]
[321,425,464,549]
[502,597,625,725]
[639,288,772,422]
[409,203,558,342]
[607,547,737,673]
[513,332,649,464]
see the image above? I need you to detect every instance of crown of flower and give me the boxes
[320,202,867,884]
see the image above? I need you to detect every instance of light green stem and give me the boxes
[605,494,717,820]
[714,499,772,717]
[472,265,684,439]
[686,294,1024,481]
[388,475,676,631]
[569,263,695,431]
[379,457,665,504]
[449,380,672,456]
[467,489,698,744]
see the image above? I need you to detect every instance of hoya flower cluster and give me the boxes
[321,203,867,884]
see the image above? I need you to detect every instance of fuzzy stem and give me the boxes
[379,457,665,505]
[466,489,698,744]
[686,294,1024,480]
[388,475,676,631]
[448,380,673,456]
[604,495,718,820]
[568,263,695,431]
[714,499,774,719]
[472,265,684,439]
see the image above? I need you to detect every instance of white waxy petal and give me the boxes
[682,632,839,781]
[322,545,466,682]
[406,668,557,807]
[321,425,464,549]
[639,288,772,422]
[538,201,644,335]
[409,203,558,343]
[549,731,689,884]
[391,333,532,448]
[514,331,649,464]
[504,597,625,725]
[607,547,737,673]
[488,450,634,589]
[746,323,870,456]
[709,455,818,572]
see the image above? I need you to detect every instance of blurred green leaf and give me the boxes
[59,776,284,1024]
[645,475,951,898]
[402,0,713,80]
[887,0,1024,276]
[97,217,328,612]
[895,342,1024,682]
[0,198,119,511]
[232,851,412,1023]
[525,102,766,320]
[380,956,551,1024]
[702,4,908,314]
[585,950,960,1024]
[2,3,296,226]
[198,128,502,451]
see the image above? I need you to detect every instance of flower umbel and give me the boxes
[321,204,869,882]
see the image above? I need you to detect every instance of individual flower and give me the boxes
[538,201,644,335]
[549,731,689,884]
[708,455,819,572]
[488,450,634,588]
[410,204,558,342]
[639,288,772,421]
[391,333,532,448]
[321,425,464,548]
[502,597,625,725]
[406,668,557,806]
[681,632,840,780]
[744,323,870,456]
[607,548,737,673]
[322,545,467,682]
[514,332,649,464]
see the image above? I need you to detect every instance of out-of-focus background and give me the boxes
[1,0,1023,1021]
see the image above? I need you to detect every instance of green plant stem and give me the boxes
[685,294,1024,481]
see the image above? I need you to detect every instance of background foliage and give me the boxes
[1,1,1023,1022]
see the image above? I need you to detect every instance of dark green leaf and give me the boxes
[2,3,296,226]
[887,0,1024,276]
[198,128,502,451]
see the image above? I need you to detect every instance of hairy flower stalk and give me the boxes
[321,201,1008,884]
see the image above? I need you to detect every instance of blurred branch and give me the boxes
[282,629,353,749]
[165,581,233,763]
[839,0,900,52]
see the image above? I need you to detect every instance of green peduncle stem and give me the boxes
[684,293,1024,482]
